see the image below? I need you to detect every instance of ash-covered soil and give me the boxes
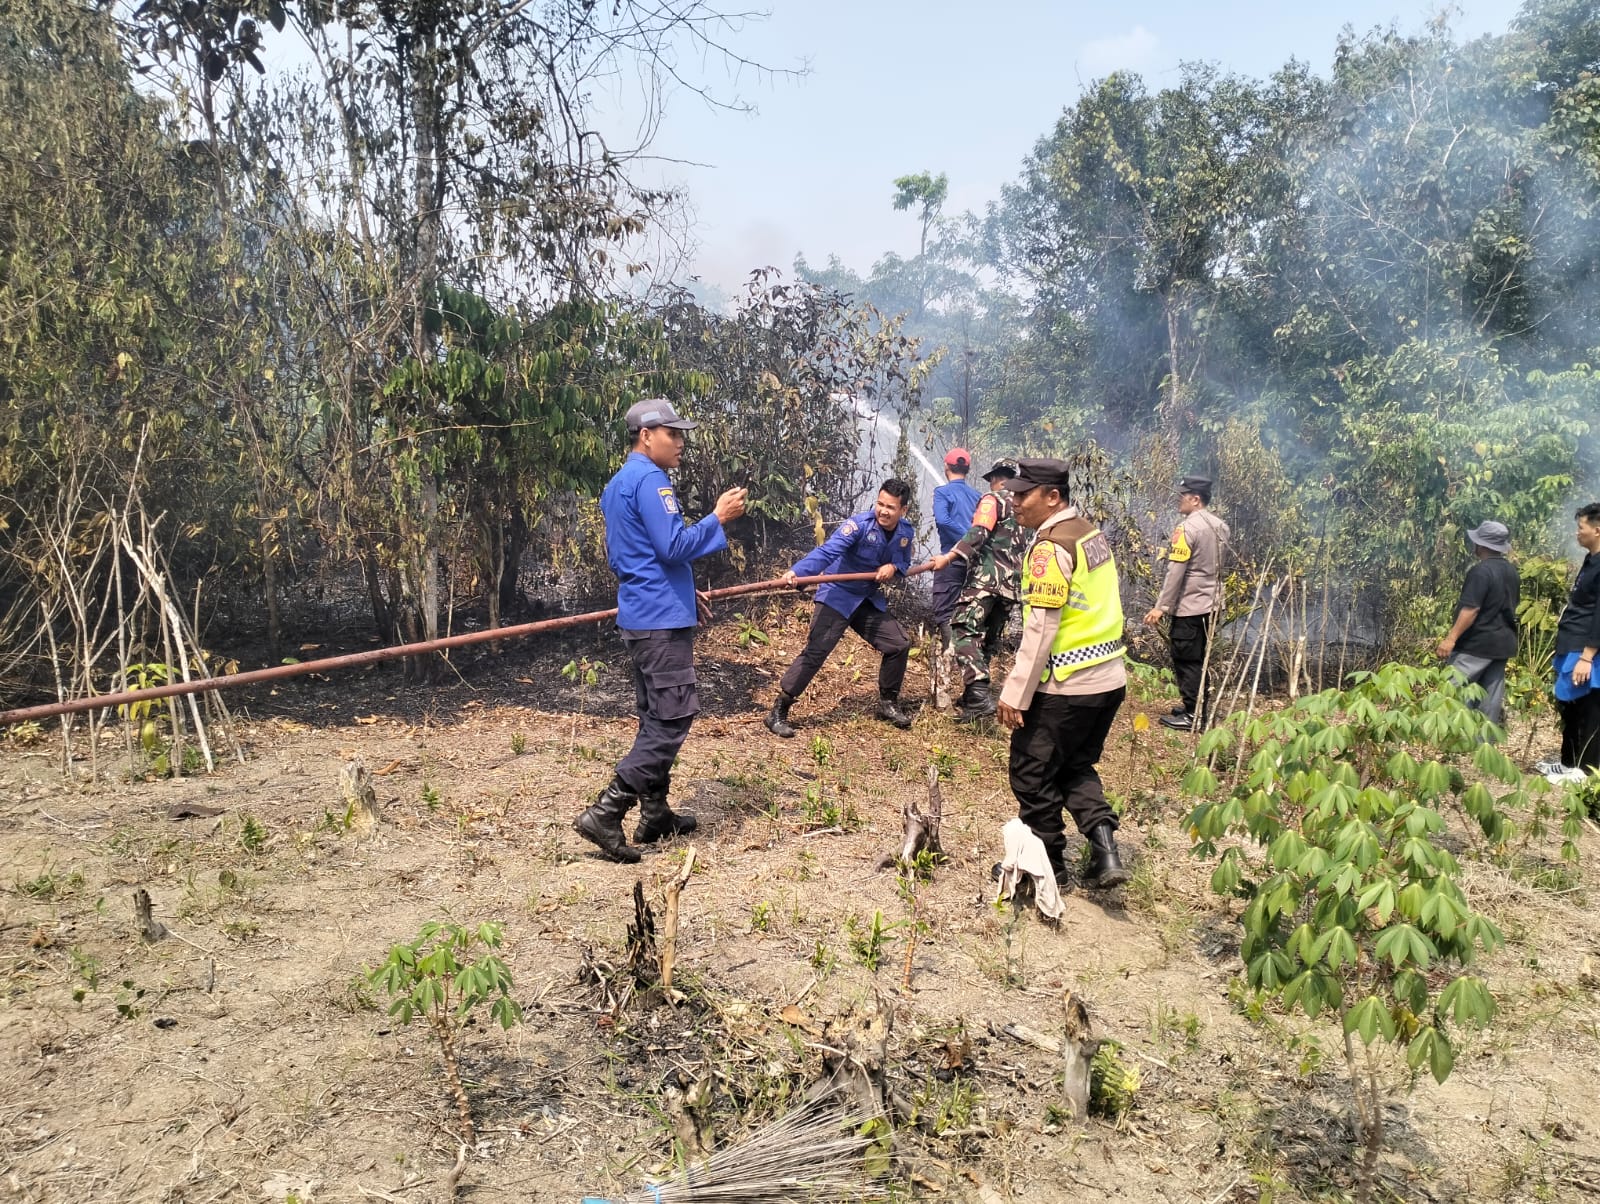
[2,600,1598,1204]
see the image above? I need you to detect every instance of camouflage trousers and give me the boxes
[948,591,1015,687]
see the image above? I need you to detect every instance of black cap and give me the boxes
[1003,457,1072,493]
[982,460,1018,483]
[1176,475,1213,497]
[625,397,697,433]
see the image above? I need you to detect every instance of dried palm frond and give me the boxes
[586,1096,887,1204]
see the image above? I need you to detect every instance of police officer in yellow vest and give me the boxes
[996,458,1131,889]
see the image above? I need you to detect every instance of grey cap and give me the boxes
[625,397,697,433]
[1467,520,1511,553]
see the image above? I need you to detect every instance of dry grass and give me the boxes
[1,621,1599,1202]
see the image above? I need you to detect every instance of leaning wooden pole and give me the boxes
[1,564,936,726]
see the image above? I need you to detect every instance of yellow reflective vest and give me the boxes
[1021,525,1126,682]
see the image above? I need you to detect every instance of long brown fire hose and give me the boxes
[0,562,938,726]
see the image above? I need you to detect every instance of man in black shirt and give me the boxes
[1435,520,1519,729]
[1547,502,1600,777]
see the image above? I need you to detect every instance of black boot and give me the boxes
[1160,710,1194,731]
[1085,822,1129,888]
[876,694,913,729]
[765,692,797,739]
[956,682,996,723]
[573,776,641,863]
[634,780,698,844]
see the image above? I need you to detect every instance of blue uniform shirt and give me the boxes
[601,452,727,630]
[933,479,982,553]
[790,510,915,619]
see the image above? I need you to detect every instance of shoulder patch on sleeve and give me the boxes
[1025,541,1070,609]
[973,494,998,529]
[658,486,679,516]
[839,519,859,537]
[1168,524,1192,563]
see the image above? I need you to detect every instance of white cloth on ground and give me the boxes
[994,817,1065,921]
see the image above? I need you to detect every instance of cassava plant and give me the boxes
[1184,663,1579,1197]
[369,920,523,1145]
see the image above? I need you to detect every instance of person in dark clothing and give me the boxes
[1544,502,1600,780]
[1435,520,1520,728]
[765,479,918,737]
[573,398,747,864]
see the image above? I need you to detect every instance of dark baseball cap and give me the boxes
[625,397,697,433]
[982,460,1018,483]
[1003,457,1072,493]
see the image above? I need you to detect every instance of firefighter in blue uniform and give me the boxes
[573,398,747,864]
[931,447,982,629]
[764,479,918,738]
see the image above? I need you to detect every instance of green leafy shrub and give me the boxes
[1089,1041,1140,1121]
[1185,663,1580,1187]
[369,919,522,1144]
[1505,555,1569,723]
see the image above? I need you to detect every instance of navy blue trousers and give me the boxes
[614,627,699,795]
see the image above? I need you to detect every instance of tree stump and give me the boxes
[133,888,168,944]
[1061,990,1098,1122]
[338,759,380,837]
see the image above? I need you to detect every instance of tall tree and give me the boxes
[892,170,948,318]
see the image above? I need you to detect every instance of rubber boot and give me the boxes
[876,693,913,730]
[765,692,797,739]
[634,780,698,844]
[956,682,996,724]
[1085,822,1130,888]
[573,776,641,863]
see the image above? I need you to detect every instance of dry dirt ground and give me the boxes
[3,599,1600,1204]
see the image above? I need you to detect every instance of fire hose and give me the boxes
[0,562,939,727]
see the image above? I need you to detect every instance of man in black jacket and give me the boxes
[1542,502,1600,780]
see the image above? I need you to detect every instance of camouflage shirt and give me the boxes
[952,489,1027,602]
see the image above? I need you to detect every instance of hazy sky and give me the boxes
[603,0,1526,292]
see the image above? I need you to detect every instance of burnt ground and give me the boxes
[2,594,1600,1204]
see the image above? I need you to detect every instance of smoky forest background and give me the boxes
[3,0,1600,716]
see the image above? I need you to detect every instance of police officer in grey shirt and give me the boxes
[1143,475,1230,730]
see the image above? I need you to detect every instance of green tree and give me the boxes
[892,170,949,318]
[0,0,263,697]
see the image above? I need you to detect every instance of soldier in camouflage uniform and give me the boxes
[932,460,1028,722]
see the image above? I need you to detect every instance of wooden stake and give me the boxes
[661,846,697,1000]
